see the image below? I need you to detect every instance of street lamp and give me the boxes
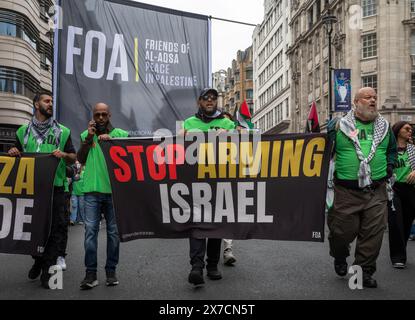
[322,6,337,121]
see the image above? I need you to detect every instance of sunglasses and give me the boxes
[94,112,109,117]
[201,95,217,101]
[403,126,413,132]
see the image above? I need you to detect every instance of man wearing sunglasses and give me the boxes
[77,103,129,290]
[183,88,236,286]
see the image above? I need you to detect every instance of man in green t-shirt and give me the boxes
[77,102,129,290]
[8,91,76,289]
[184,88,236,286]
[327,87,397,288]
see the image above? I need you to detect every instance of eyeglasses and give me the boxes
[201,95,217,101]
[94,112,109,117]
[403,126,413,132]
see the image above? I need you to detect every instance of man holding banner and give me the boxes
[77,103,129,290]
[8,91,76,289]
[183,88,236,286]
[327,87,397,288]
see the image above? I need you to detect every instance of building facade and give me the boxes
[287,0,415,132]
[212,69,227,110]
[0,0,53,151]
[223,46,254,116]
[252,0,291,134]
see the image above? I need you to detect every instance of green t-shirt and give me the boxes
[72,170,84,196]
[16,124,71,187]
[394,150,411,183]
[183,116,236,132]
[81,128,129,194]
[335,120,390,180]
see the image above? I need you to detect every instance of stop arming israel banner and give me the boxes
[101,133,331,242]
[56,0,210,146]
[0,155,58,255]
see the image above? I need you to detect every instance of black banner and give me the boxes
[56,0,210,146]
[101,133,331,242]
[0,154,58,255]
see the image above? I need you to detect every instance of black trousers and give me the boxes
[33,188,68,271]
[189,238,221,269]
[57,191,71,257]
[388,182,415,264]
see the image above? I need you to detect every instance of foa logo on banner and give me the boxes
[65,26,192,84]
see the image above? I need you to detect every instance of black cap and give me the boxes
[199,88,218,99]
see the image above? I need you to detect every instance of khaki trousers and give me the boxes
[327,182,388,274]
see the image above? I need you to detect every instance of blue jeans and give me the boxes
[70,195,85,223]
[84,193,119,273]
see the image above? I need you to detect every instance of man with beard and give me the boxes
[8,91,76,289]
[182,88,236,286]
[327,87,397,288]
[77,102,129,290]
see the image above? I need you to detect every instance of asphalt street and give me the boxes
[1,223,415,300]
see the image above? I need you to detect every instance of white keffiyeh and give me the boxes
[339,110,389,188]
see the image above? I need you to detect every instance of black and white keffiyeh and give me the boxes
[23,117,62,152]
[406,143,415,172]
[339,110,389,188]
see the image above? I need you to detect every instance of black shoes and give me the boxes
[28,262,42,280]
[80,272,99,290]
[206,266,222,280]
[40,268,51,289]
[334,258,348,277]
[188,267,204,286]
[106,271,119,286]
[363,272,377,288]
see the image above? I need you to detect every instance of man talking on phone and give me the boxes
[77,102,129,289]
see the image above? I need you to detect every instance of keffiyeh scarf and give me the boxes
[339,110,389,188]
[23,117,62,152]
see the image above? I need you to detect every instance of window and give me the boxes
[308,41,313,61]
[246,89,253,99]
[0,66,41,100]
[323,61,328,82]
[246,69,253,79]
[0,21,16,36]
[362,0,377,17]
[362,74,378,91]
[285,98,289,118]
[308,7,314,30]
[314,32,320,55]
[315,67,321,88]
[411,31,415,55]
[0,9,52,71]
[308,73,313,93]
[412,0,415,14]
[412,74,415,105]
[362,33,377,58]
[235,91,240,101]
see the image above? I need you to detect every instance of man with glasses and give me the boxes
[182,88,236,286]
[77,102,129,290]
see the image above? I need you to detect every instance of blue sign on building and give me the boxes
[333,69,351,112]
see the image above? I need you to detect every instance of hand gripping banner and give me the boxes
[101,133,332,242]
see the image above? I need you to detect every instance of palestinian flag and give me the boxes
[305,101,320,133]
[236,100,254,129]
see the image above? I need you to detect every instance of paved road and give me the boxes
[1,223,414,300]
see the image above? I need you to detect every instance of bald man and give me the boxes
[77,103,129,290]
[327,87,397,288]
